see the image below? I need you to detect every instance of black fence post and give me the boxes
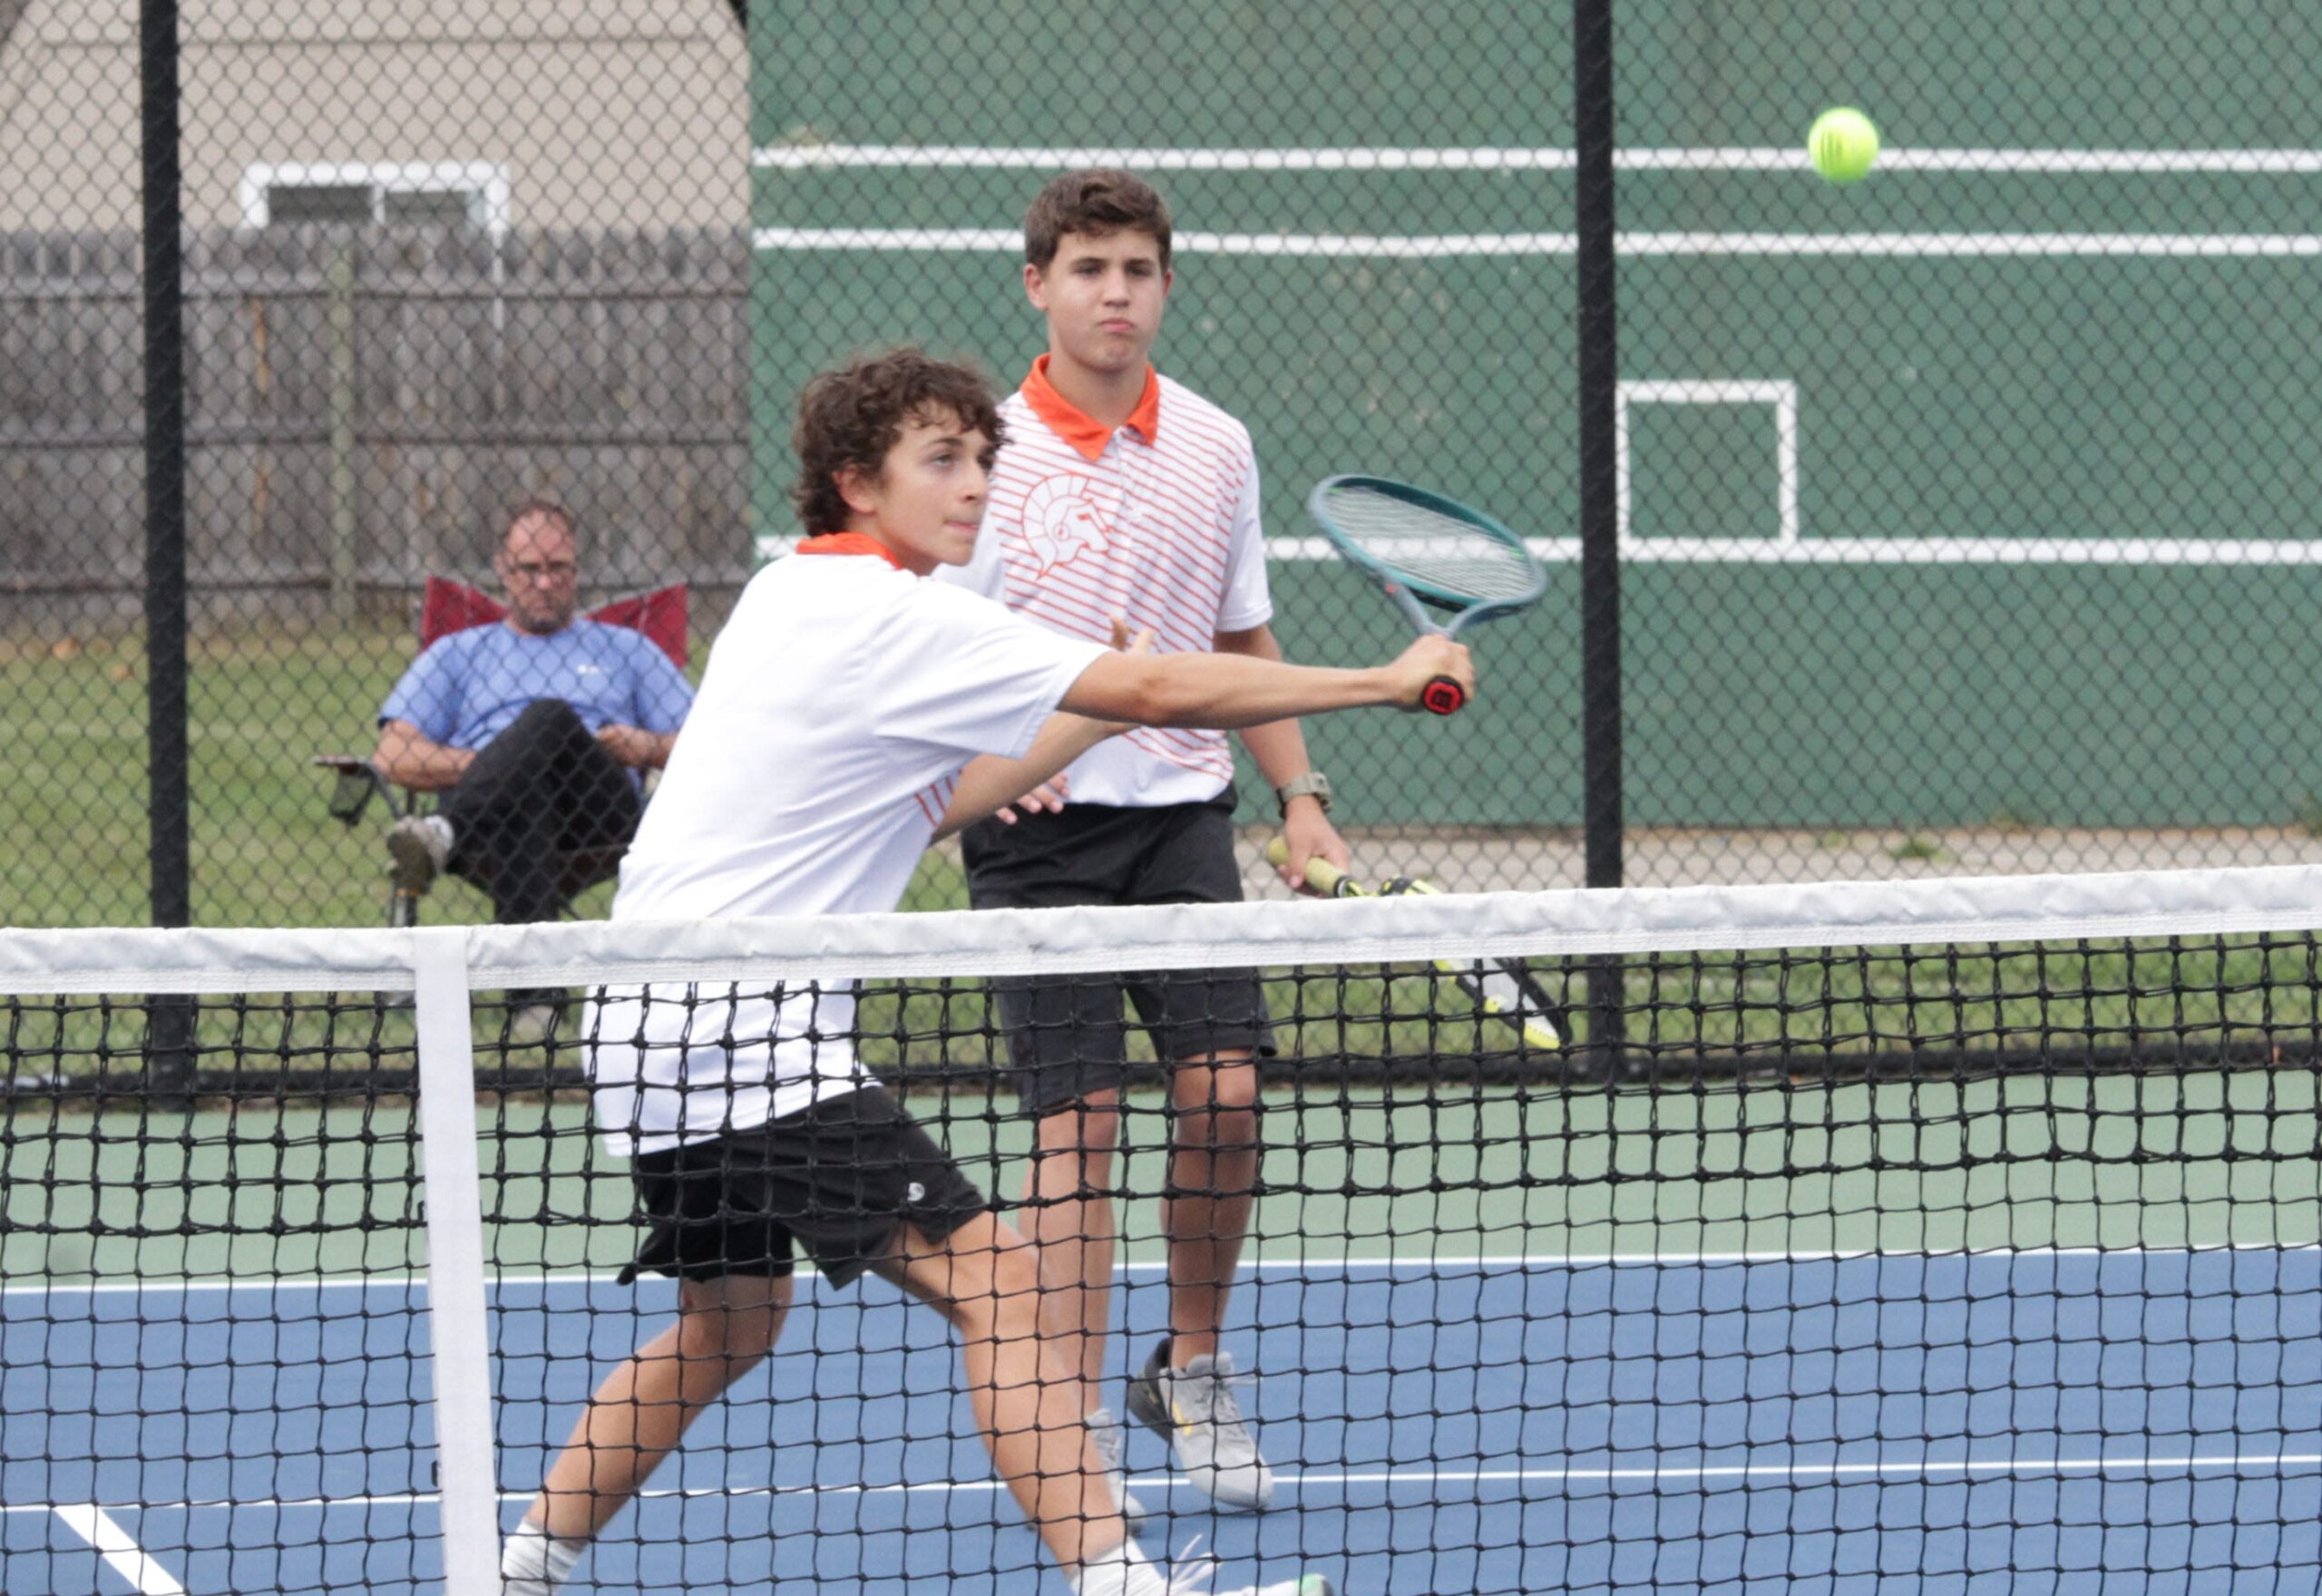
[140,0,195,1092]
[1574,0,1626,1076]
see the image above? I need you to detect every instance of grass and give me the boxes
[0,623,971,929]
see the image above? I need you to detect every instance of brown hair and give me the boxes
[501,496,577,548]
[1023,168,1173,272]
[789,348,1006,536]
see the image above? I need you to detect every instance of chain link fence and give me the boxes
[5,1,2319,928]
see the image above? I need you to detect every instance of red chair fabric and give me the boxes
[418,576,688,667]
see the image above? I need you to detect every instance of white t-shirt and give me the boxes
[940,361,1272,808]
[590,549,1109,1153]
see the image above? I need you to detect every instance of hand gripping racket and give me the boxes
[1265,838,1573,1051]
[1306,475,1549,715]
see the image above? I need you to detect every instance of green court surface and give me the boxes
[747,1,2322,832]
[9,1066,2317,1288]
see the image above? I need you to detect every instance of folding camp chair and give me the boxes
[315,576,688,927]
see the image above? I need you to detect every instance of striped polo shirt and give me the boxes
[940,355,1273,808]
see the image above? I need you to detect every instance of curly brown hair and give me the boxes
[789,348,1006,536]
[1023,168,1173,272]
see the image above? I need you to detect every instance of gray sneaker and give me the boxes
[386,814,453,896]
[1087,1406,1150,1525]
[1125,1343,1274,1512]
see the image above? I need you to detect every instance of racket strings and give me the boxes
[1318,485,1539,601]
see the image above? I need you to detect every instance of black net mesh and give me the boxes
[5,903,2320,1593]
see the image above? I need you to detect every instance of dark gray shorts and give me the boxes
[961,794,1274,1118]
[622,1086,987,1288]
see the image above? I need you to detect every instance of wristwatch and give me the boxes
[1275,771,1333,816]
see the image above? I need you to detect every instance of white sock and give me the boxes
[1072,1537,1169,1596]
[500,1520,587,1596]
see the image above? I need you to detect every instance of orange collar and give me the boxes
[1021,354,1161,463]
[795,531,905,569]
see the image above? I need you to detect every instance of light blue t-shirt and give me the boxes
[379,619,694,751]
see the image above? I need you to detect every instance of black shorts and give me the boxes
[961,793,1274,1118]
[621,1086,987,1288]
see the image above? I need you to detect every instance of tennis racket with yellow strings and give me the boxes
[1264,838,1571,1050]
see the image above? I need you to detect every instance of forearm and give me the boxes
[933,712,1118,840]
[1064,651,1392,730]
[372,723,474,790]
[1216,625,1318,785]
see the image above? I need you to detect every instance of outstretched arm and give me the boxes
[1059,633,1472,728]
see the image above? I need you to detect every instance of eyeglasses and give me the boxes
[506,560,577,581]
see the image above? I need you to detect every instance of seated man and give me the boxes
[373,498,693,950]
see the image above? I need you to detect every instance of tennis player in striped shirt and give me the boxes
[938,170,1345,1520]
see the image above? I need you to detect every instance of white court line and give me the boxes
[15,1452,2322,1520]
[753,226,2322,258]
[9,1244,2315,1299]
[50,1504,187,1595]
[751,144,2322,175]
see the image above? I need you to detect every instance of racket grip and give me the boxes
[1263,836,1359,896]
[1421,676,1467,715]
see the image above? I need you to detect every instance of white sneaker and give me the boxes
[1088,1406,1150,1526]
[386,813,454,896]
[1125,1344,1274,1512]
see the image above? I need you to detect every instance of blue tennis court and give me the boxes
[6,1252,2319,1595]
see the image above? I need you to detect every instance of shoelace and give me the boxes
[1181,1365,1260,1430]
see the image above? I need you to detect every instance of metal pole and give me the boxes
[1574,0,1626,1075]
[140,0,194,1090]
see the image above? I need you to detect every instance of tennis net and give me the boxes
[4,866,2320,1596]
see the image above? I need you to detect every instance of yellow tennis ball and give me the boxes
[1808,107,1880,184]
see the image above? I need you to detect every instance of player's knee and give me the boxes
[1032,1091,1123,1156]
[989,1245,1044,1323]
[948,1249,1041,1340]
[1171,1062,1262,1148]
[1173,1057,1259,1114]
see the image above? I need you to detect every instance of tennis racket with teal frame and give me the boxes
[1307,474,1549,715]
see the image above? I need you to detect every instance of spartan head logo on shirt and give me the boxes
[1019,473,1116,573]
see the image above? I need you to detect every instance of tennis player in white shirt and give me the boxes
[499,347,1470,1596]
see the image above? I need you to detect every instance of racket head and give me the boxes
[1307,475,1548,636]
[1379,874,1576,1049]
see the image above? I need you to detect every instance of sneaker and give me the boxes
[386,814,454,897]
[1125,1342,1274,1512]
[1088,1406,1150,1526]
